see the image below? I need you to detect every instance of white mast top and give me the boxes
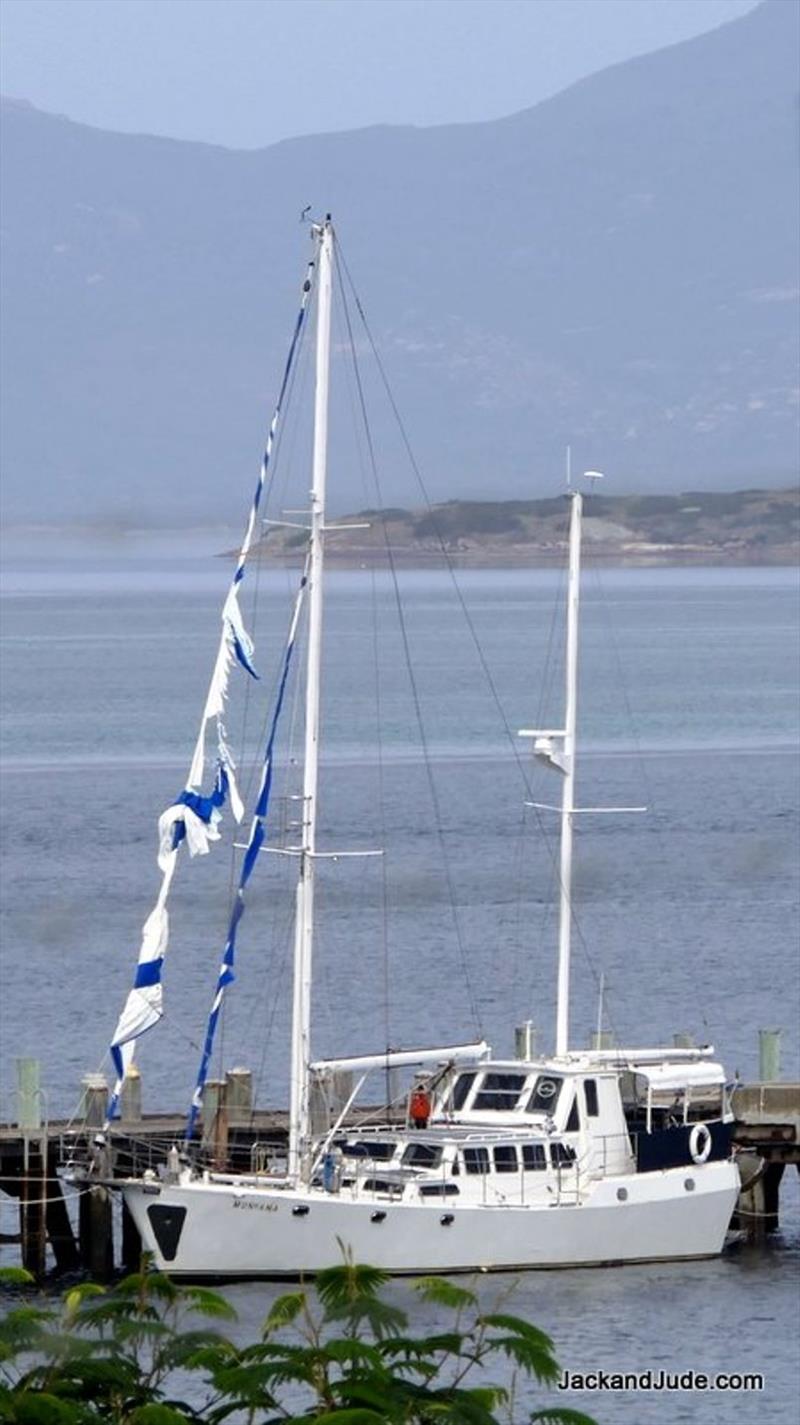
[288,217,334,1179]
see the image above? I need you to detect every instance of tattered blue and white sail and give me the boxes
[106,257,316,1119]
[186,556,310,1139]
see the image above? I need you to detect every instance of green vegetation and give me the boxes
[0,1262,595,1424]
[256,486,798,565]
[413,505,524,539]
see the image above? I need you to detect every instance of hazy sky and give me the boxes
[1,0,759,150]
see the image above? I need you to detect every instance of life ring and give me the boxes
[689,1123,712,1164]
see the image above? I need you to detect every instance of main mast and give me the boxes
[288,217,333,1180]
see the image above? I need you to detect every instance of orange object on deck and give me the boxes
[409,1088,432,1128]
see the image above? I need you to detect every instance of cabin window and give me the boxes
[402,1142,442,1169]
[463,1147,490,1175]
[566,1096,580,1133]
[551,1142,577,1168]
[451,1072,476,1111]
[522,1144,547,1171]
[356,1141,395,1160]
[419,1182,459,1197]
[493,1145,518,1174]
[527,1076,563,1113]
[473,1072,527,1111]
[584,1080,599,1117]
[363,1177,404,1196]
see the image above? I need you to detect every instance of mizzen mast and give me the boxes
[520,472,604,1057]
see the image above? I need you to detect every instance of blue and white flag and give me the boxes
[186,557,310,1139]
[106,256,316,1121]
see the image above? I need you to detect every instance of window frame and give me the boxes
[472,1071,528,1112]
[527,1075,564,1114]
[463,1146,491,1176]
[493,1144,519,1174]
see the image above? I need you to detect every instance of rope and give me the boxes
[6,1186,87,1209]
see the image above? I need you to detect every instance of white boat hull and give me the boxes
[122,1159,740,1279]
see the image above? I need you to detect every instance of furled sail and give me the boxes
[106,256,316,1119]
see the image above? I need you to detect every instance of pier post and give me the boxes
[514,1023,536,1059]
[80,1074,109,1128]
[78,1136,114,1280]
[78,1185,114,1280]
[202,1080,229,1168]
[762,1161,785,1234]
[736,1162,786,1242]
[120,1065,142,1123]
[19,1143,46,1280]
[226,1068,252,1124]
[16,1061,46,1279]
[758,1029,782,1082]
[16,1059,42,1134]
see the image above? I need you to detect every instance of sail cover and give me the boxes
[106,255,316,1120]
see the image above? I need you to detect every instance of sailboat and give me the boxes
[109,218,740,1277]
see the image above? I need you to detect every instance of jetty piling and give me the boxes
[759,1029,782,1083]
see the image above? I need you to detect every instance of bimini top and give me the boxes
[628,1061,727,1093]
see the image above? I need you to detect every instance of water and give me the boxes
[1,535,798,1421]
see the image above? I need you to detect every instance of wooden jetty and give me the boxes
[730,1083,800,1238]
[2,1071,798,1281]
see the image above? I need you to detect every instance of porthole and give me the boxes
[616,1187,628,1202]
[440,1213,455,1226]
[292,1204,310,1217]
[684,1178,695,1193]
[371,1211,386,1223]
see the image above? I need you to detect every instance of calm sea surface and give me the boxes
[1,533,798,1421]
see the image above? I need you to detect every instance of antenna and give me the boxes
[566,445,572,491]
[583,470,604,486]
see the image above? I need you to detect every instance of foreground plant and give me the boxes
[0,1261,596,1424]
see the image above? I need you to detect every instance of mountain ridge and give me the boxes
[0,2,773,151]
[1,0,797,525]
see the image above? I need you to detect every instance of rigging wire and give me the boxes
[335,240,623,1048]
[333,243,483,1038]
[371,562,394,1111]
[331,284,394,1091]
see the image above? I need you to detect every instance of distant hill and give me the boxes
[1,0,798,526]
[255,487,800,566]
